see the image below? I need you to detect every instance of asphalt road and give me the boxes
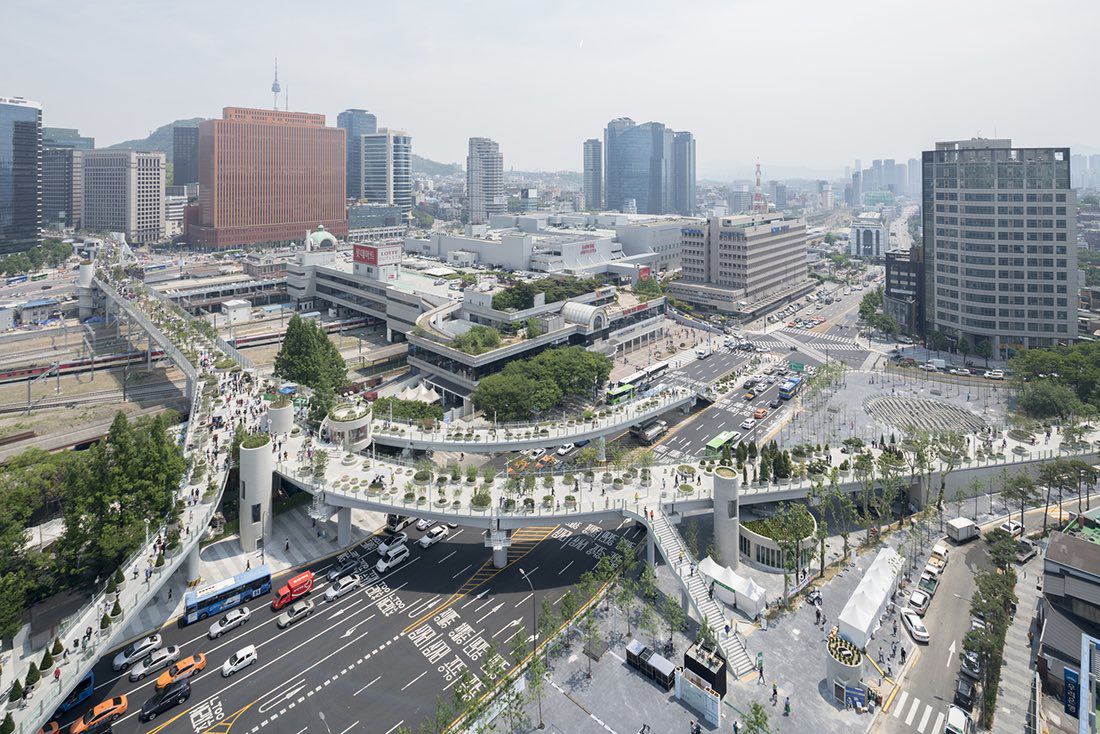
[55,518,643,734]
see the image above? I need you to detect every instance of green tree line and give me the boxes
[490,276,604,311]
[0,239,74,277]
[1010,341,1100,420]
[472,346,612,421]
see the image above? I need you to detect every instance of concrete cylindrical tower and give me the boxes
[267,402,293,434]
[239,438,275,553]
[712,466,740,569]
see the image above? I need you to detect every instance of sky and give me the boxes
[5,0,1098,180]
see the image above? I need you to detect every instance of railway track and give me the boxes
[0,382,185,414]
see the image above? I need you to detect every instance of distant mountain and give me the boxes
[107,118,204,161]
[412,154,462,176]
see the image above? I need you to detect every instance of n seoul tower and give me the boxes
[271,58,281,110]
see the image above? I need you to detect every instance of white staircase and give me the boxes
[647,510,755,677]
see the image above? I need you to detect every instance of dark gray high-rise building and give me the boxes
[172,125,199,186]
[0,96,42,255]
[851,171,862,206]
[671,131,696,216]
[583,138,602,211]
[603,117,681,215]
[922,138,1076,357]
[43,127,94,150]
[42,147,83,229]
[338,109,378,200]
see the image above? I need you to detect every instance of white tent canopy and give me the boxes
[397,383,441,404]
[837,547,901,648]
[698,557,767,619]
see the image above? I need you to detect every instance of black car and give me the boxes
[140,680,191,722]
[953,677,974,712]
[768,399,781,409]
[326,556,361,583]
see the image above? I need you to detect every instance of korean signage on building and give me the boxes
[580,242,597,255]
[354,243,402,266]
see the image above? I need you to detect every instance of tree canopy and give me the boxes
[372,396,444,422]
[1011,341,1100,419]
[472,346,612,421]
[273,315,348,391]
[490,276,604,311]
[0,239,73,277]
[451,325,502,355]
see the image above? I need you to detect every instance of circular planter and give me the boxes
[435,498,449,507]
[416,496,427,506]
[678,484,694,494]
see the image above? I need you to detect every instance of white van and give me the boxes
[695,347,712,359]
[375,544,410,573]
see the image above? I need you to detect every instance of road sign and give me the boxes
[1065,666,1080,716]
[789,362,805,373]
[757,651,763,670]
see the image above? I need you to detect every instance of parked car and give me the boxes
[155,653,207,690]
[377,532,408,555]
[960,650,982,679]
[1000,520,1023,537]
[129,645,181,681]
[325,573,362,602]
[419,525,449,548]
[113,634,161,671]
[221,645,258,677]
[900,609,930,643]
[277,599,315,629]
[69,696,128,733]
[208,606,251,639]
[954,676,975,712]
[908,590,930,616]
[557,443,575,456]
[139,680,190,722]
[415,518,432,532]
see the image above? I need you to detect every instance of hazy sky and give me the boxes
[6,0,1097,179]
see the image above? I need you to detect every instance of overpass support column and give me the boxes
[185,544,201,586]
[712,466,740,569]
[596,436,606,463]
[238,439,275,553]
[337,506,353,547]
[646,528,655,573]
[486,528,512,568]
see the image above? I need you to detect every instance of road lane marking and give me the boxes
[401,671,427,690]
[384,723,405,734]
[554,592,567,604]
[474,597,495,612]
[558,560,574,575]
[476,604,503,624]
[932,712,945,734]
[917,705,932,733]
[439,550,457,563]
[452,563,472,579]
[353,675,381,696]
[892,691,908,717]
[339,722,360,734]
[905,698,920,725]
[493,619,522,638]
[514,593,533,608]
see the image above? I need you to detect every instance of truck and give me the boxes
[272,570,315,610]
[631,420,668,445]
[931,542,950,565]
[917,572,939,597]
[946,517,980,544]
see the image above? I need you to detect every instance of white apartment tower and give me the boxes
[466,137,505,224]
[82,150,165,243]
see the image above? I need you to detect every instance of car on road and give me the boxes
[415,517,432,531]
[954,676,975,712]
[945,705,974,734]
[139,680,190,722]
[69,696,128,733]
[221,645,258,677]
[420,525,449,548]
[900,609,930,643]
[1000,520,1023,537]
[208,606,251,639]
[326,556,362,583]
[55,672,95,715]
[377,532,408,555]
[113,633,161,671]
[983,369,1004,380]
[527,448,546,460]
[574,439,591,448]
[325,573,362,601]
[376,544,411,572]
[960,650,982,679]
[1016,538,1037,563]
[156,653,207,689]
[753,408,769,420]
[755,345,769,352]
[740,418,757,430]
[276,599,315,629]
[129,645,181,681]
[768,398,781,409]
[908,590,930,616]
[557,443,575,456]
[743,392,755,401]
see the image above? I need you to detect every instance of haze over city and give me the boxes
[5,0,1098,177]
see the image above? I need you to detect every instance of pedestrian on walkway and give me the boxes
[772,683,778,704]
[285,537,290,552]
[54,667,61,684]
[168,587,172,601]
[784,697,790,716]
[758,662,764,684]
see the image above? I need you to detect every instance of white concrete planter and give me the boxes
[268,403,293,433]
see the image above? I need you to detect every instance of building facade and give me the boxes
[191,107,347,249]
[848,211,888,258]
[360,129,412,218]
[42,147,83,229]
[337,109,377,200]
[884,247,923,335]
[466,137,504,224]
[668,212,808,313]
[0,96,41,255]
[671,131,696,216]
[83,150,166,243]
[921,138,1077,356]
[583,138,602,211]
[43,127,93,150]
[604,117,683,215]
[347,202,407,242]
[172,125,199,186]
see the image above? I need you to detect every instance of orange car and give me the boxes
[39,723,59,734]
[68,696,127,733]
[156,653,207,690]
[753,408,769,420]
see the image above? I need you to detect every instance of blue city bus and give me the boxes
[183,564,272,625]
[778,377,802,400]
[54,671,94,716]
[6,275,28,285]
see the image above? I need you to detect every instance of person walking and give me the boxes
[772,683,778,704]
[784,697,790,716]
[757,662,765,684]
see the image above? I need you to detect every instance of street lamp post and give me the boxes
[518,567,544,729]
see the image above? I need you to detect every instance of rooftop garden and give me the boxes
[490,275,604,311]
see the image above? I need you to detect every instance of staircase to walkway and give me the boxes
[647,510,755,677]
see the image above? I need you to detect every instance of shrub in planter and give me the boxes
[452,500,461,509]
[413,470,430,483]
[40,648,53,671]
[613,478,623,487]
[450,464,461,481]
[564,472,575,485]
[155,552,164,568]
[7,680,21,704]
[416,496,427,505]
[678,465,696,476]
[111,599,122,617]
[24,663,39,690]
[602,473,613,484]
[107,575,118,594]
[679,484,694,494]
[404,491,415,502]
[471,493,491,509]
[466,465,478,483]
[543,494,554,505]
[523,498,535,509]
[100,612,112,630]
[114,567,125,587]
[564,495,577,504]
[52,637,63,657]
[503,498,516,510]
[583,471,594,481]
[167,528,181,552]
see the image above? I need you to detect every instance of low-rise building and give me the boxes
[1038,524,1100,699]
[848,211,888,259]
[347,202,407,242]
[19,297,60,324]
[222,299,252,325]
[884,247,923,336]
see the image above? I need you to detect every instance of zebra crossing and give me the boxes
[782,327,867,352]
[889,690,946,734]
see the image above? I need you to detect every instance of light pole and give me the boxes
[318,712,332,734]
[519,567,543,729]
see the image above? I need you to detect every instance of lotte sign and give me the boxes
[354,244,402,266]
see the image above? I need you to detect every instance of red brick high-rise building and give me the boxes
[189,107,346,249]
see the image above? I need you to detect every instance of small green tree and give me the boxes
[24,662,39,689]
[742,701,770,734]
[40,647,53,671]
[640,603,659,647]
[7,679,22,703]
[1,711,13,734]
[660,595,685,652]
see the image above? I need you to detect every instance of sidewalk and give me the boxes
[991,553,1044,734]
[117,504,386,640]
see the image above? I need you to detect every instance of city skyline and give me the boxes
[4,0,1096,179]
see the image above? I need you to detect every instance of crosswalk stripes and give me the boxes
[889,688,944,733]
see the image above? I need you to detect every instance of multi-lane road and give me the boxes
[56,517,642,734]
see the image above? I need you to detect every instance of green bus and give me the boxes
[30,272,47,281]
[606,384,636,405]
[704,431,740,457]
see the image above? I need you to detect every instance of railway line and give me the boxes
[0,381,184,414]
